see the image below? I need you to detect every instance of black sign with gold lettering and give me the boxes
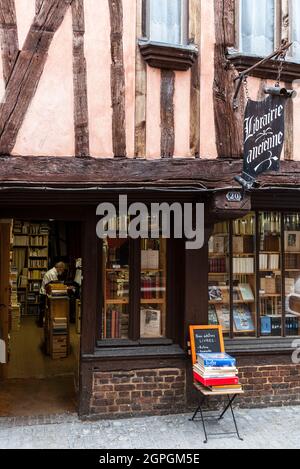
[243,95,285,178]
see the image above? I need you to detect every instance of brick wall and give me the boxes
[90,368,186,418]
[239,364,300,408]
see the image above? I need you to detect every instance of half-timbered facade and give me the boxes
[0,0,300,418]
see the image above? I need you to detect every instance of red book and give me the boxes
[193,371,239,387]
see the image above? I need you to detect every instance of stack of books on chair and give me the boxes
[193,353,242,392]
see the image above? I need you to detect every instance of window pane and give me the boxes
[290,0,300,61]
[140,239,167,338]
[150,0,182,45]
[208,222,230,337]
[102,237,130,339]
[240,0,275,56]
[284,214,300,336]
[259,212,282,337]
[232,214,256,337]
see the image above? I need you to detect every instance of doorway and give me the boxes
[0,219,82,417]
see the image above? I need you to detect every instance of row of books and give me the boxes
[285,253,300,270]
[232,235,254,254]
[209,304,255,333]
[106,272,129,299]
[28,259,48,269]
[233,216,255,236]
[260,234,280,252]
[259,297,282,316]
[13,221,49,235]
[209,257,227,273]
[209,284,255,302]
[193,353,242,392]
[13,235,48,247]
[260,213,281,234]
[233,257,254,274]
[27,270,46,280]
[105,307,129,339]
[29,248,48,258]
[141,273,165,300]
[260,253,280,270]
[261,315,299,336]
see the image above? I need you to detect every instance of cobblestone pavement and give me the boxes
[0,406,299,449]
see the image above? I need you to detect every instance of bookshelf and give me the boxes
[140,238,167,338]
[208,212,300,338]
[208,215,256,336]
[12,221,49,316]
[102,238,130,339]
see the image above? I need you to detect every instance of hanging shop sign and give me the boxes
[243,95,285,178]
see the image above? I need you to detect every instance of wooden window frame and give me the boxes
[212,211,300,342]
[144,0,189,46]
[97,236,172,347]
[228,0,300,81]
[138,0,198,72]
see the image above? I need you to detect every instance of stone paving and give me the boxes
[0,406,299,449]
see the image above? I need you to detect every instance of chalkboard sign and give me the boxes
[189,326,225,364]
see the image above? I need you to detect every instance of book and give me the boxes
[209,384,242,392]
[238,283,254,302]
[140,308,161,338]
[233,305,255,332]
[197,353,236,368]
[208,305,219,325]
[193,371,239,387]
[215,304,230,332]
[194,363,237,378]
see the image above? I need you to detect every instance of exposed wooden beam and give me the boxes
[0,0,74,155]
[189,0,201,158]
[134,0,147,158]
[72,0,90,157]
[284,81,294,161]
[161,69,175,158]
[0,0,19,86]
[108,0,126,157]
[35,0,44,15]
[0,156,299,190]
[213,0,244,158]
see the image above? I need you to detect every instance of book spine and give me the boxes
[193,372,239,387]
[198,358,236,368]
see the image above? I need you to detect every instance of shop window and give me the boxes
[208,221,230,335]
[101,218,168,342]
[140,238,167,338]
[233,213,256,337]
[238,0,275,56]
[259,212,282,336]
[208,212,300,339]
[102,237,130,339]
[146,0,188,46]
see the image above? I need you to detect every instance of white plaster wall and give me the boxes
[12,6,75,157]
[85,0,113,157]
[123,0,136,157]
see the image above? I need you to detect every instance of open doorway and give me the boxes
[0,219,82,417]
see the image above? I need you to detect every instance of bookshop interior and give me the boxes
[0,219,82,416]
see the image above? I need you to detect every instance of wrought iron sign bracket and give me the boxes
[232,42,293,110]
